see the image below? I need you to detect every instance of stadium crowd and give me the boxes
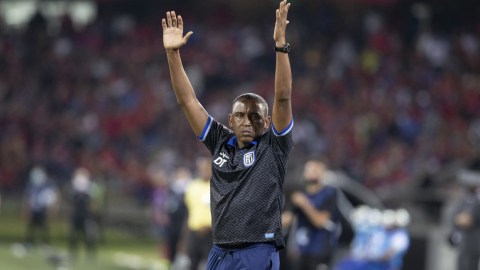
[0,3,479,199]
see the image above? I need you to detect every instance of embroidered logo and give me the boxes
[243,151,255,167]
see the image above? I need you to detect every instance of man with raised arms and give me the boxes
[162,1,293,269]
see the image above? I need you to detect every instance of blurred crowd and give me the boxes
[0,3,480,199]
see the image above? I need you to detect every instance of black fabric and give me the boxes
[26,211,50,244]
[166,188,187,261]
[69,218,97,261]
[201,118,294,244]
[458,251,480,270]
[187,230,214,270]
[72,192,90,220]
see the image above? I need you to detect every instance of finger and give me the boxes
[286,20,290,24]
[286,3,291,12]
[182,31,193,44]
[280,0,284,11]
[167,12,172,27]
[171,11,177,27]
[162,19,167,31]
[178,15,184,31]
[276,9,280,20]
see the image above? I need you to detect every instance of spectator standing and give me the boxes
[165,167,191,261]
[90,175,106,244]
[23,166,59,249]
[150,168,170,258]
[283,159,339,270]
[454,186,480,270]
[68,168,97,261]
[183,157,213,270]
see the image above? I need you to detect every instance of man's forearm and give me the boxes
[275,53,292,101]
[300,202,331,229]
[166,52,208,136]
[167,53,197,106]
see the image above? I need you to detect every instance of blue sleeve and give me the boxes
[197,116,234,155]
[269,118,294,155]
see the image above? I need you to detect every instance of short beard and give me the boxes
[305,179,318,185]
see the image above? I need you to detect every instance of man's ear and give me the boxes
[264,116,271,129]
[228,114,233,127]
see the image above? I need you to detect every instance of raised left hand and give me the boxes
[273,0,291,47]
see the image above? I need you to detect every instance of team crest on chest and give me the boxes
[243,151,256,167]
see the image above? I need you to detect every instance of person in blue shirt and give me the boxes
[283,159,339,270]
[361,209,410,270]
[384,209,410,270]
[23,166,59,248]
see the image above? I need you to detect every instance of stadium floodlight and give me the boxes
[0,1,96,30]
[0,1,37,27]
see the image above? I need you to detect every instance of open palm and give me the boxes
[162,11,193,51]
[273,0,291,46]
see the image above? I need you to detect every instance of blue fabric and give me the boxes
[350,223,371,259]
[333,259,388,270]
[25,181,56,213]
[206,243,279,270]
[333,259,369,270]
[296,186,338,255]
[197,116,212,140]
[227,136,258,147]
[388,229,409,269]
[272,118,294,136]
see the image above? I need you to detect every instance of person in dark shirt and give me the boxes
[283,159,339,270]
[68,168,97,261]
[165,167,190,261]
[454,186,480,270]
[162,1,293,269]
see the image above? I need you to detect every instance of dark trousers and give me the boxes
[26,211,50,245]
[188,230,213,270]
[298,254,332,270]
[458,251,480,270]
[69,217,97,261]
[206,242,279,270]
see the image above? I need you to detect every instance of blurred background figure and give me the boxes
[150,167,170,259]
[89,174,107,245]
[68,167,97,262]
[334,208,410,270]
[453,185,480,270]
[22,166,59,250]
[165,167,191,262]
[283,159,340,270]
[181,156,213,270]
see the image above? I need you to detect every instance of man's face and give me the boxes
[228,99,270,147]
[303,161,325,184]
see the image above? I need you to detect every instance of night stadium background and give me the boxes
[0,0,479,269]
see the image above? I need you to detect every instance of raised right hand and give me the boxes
[162,11,193,52]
